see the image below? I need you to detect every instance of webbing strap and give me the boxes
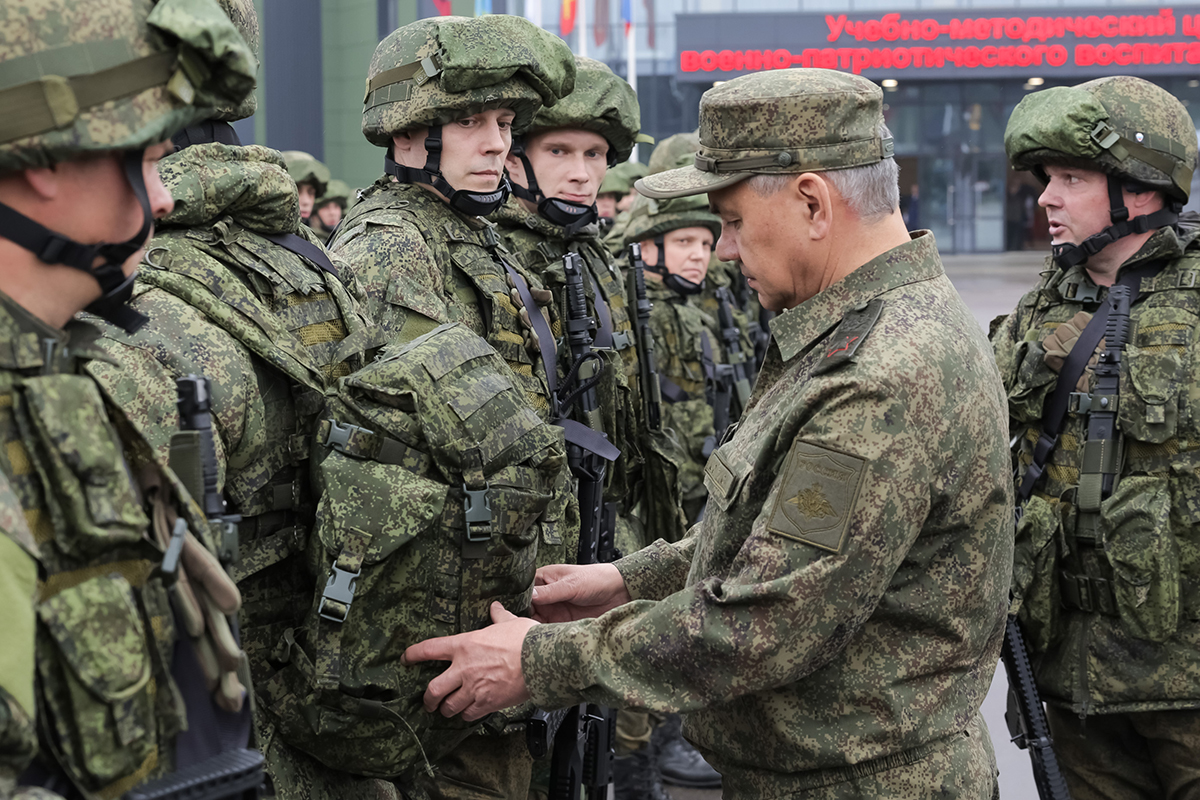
[659,376,690,404]
[315,528,372,688]
[261,232,339,278]
[1017,260,1164,502]
[501,261,558,399]
[0,51,177,144]
[584,269,615,349]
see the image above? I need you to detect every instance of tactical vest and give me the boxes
[256,323,569,781]
[0,315,183,798]
[1007,251,1200,656]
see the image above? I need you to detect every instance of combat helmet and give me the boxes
[0,0,256,332]
[509,56,644,232]
[318,179,354,211]
[362,15,575,216]
[1005,75,1198,268]
[623,157,721,295]
[599,161,648,197]
[172,0,261,149]
[283,150,332,198]
[647,131,700,175]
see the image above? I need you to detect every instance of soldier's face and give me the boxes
[316,202,342,228]
[657,226,713,284]
[710,179,806,312]
[509,128,609,209]
[1038,164,1162,246]
[297,183,317,220]
[393,108,515,197]
[596,194,619,219]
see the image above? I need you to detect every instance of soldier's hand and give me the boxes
[402,602,535,721]
[507,274,554,358]
[1042,310,1092,373]
[531,563,631,623]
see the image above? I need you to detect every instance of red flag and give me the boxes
[594,0,608,46]
[643,0,654,47]
[433,0,452,13]
[561,0,577,36]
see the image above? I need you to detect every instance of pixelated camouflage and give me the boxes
[522,232,1012,798]
[993,223,1200,719]
[361,15,576,145]
[622,190,721,248]
[637,69,893,200]
[211,0,259,121]
[0,0,257,172]
[647,131,699,175]
[527,56,641,164]
[1005,76,1198,202]
[0,468,38,798]
[258,323,570,781]
[598,160,648,196]
[283,150,332,197]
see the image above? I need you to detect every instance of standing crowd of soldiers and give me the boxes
[0,3,1196,800]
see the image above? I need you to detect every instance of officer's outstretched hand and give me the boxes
[403,602,535,721]
[531,563,631,623]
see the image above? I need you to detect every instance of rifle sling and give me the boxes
[1017,261,1163,503]
[584,269,615,349]
[557,417,620,462]
[659,375,690,403]
[502,261,558,399]
[261,232,339,278]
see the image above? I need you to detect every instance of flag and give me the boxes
[594,0,608,45]
[621,0,630,35]
[524,0,542,26]
[432,0,452,14]
[561,0,577,35]
[643,0,654,46]
[475,0,492,14]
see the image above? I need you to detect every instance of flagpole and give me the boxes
[626,17,637,161]
[579,0,588,56]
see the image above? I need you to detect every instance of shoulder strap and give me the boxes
[1017,260,1165,502]
[261,232,338,278]
[500,261,558,400]
[584,268,615,349]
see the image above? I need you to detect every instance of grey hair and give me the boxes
[747,123,899,221]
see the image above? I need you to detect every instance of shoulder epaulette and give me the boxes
[811,298,884,376]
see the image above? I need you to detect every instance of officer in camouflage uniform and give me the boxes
[81,3,385,797]
[283,150,331,230]
[326,15,578,799]
[993,76,1200,800]
[406,68,1013,800]
[0,0,258,796]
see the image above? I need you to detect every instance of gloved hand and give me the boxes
[1042,311,1097,393]
[506,273,554,357]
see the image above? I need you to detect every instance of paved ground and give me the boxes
[662,249,1049,800]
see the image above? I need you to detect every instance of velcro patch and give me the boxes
[765,441,865,553]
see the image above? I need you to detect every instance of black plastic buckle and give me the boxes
[463,484,492,543]
[318,560,361,623]
[37,233,72,264]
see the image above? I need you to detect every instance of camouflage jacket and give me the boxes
[0,468,39,798]
[522,233,1012,797]
[992,224,1200,716]
[0,290,221,798]
[84,144,377,794]
[329,181,553,419]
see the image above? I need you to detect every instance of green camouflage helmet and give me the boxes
[318,178,353,210]
[211,0,260,121]
[599,160,648,195]
[1005,76,1197,202]
[623,182,721,249]
[638,69,893,199]
[527,56,641,163]
[361,15,576,146]
[0,0,257,172]
[648,130,699,175]
[282,150,331,196]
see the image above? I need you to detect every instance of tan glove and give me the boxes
[506,273,554,357]
[1042,311,1092,372]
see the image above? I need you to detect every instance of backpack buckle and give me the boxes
[463,484,492,543]
[318,560,361,623]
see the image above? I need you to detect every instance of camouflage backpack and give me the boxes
[256,323,571,780]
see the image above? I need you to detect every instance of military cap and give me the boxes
[638,69,893,199]
[1005,76,1197,202]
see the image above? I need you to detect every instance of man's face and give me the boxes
[511,128,609,208]
[394,108,516,197]
[596,193,619,219]
[1038,164,1150,247]
[316,201,342,228]
[710,178,806,312]
[297,182,317,219]
[645,226,713,285]
[617,189,637,212]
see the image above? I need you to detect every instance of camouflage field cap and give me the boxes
[1005,76,1197,202]
[599,160,648,195]
[623,191,721,248]
[0,0,257,172]
[318,178,353,210]
[527,56,645,164]
[362,15,576,146]
[212,0,260,121]
[282,150,331,196]
[638,69,893,199]
[647,130,699,175]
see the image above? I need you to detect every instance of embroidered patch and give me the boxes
[811,298,884,376]
[765,440,866,553]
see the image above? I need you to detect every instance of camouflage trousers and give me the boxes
[415,730,533,800]
[1047,706,1200,800]
[257,718,403,800]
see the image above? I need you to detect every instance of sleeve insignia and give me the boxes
[765,440,866,553]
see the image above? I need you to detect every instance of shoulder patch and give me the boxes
[765,440,865,553]
[811,298,884,376]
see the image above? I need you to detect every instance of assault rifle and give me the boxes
[547,252,617,800]
[1000,617,1070,800]
[714,286,753,414]
[626,243,663,433]
[700,332,734,459]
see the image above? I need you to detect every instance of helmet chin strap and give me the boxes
[646,235,704,296]
[385,125,510,217]
[0,149,151,333]
[509,140,598,236]
[1052,173,1182,270]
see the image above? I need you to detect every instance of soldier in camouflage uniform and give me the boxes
[601,160,650,256]
[282,150,331,230]
[0,0,258,796]
[311,178,353,242]
[406,68,1013,800]
[325,15,578,799]
[80,4,386,797]
[993,76,1200,800]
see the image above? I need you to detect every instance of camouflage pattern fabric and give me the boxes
[0,0,256,171]
[0,473,38,798]
[526,56,641,164]
[362,15,575,144]
[637,69,893,200]
[647,132,700,176]
[210,0,260,122]
[85,141,375,799]
[992,225,1200,717]
[282,151,331,199]
[521,233,1012,798]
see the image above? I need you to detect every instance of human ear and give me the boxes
[795,173,832,240]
